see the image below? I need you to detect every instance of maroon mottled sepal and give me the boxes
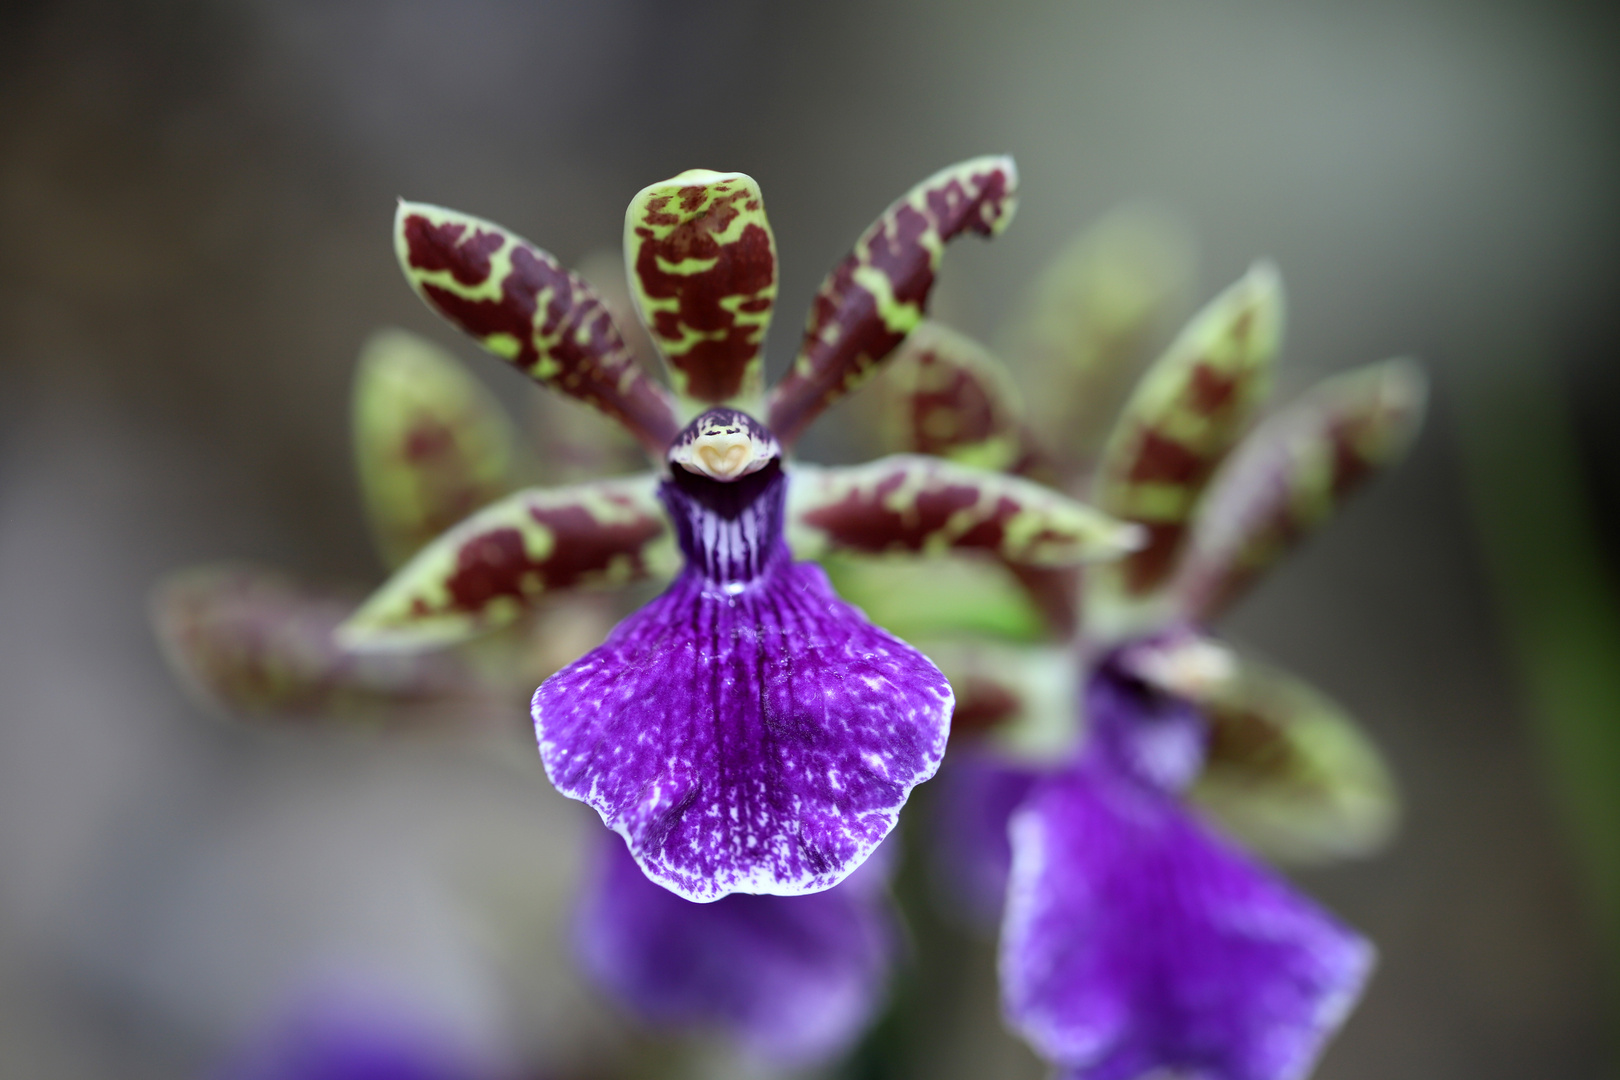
[1176,359,1427,619]
[624,171,777,409]
[1089,264,1282,619]
[339,474,674,650]
[1115,633,1399,863]
[877,320,1036,472]
[394,201,678,455]
[150,564,485,723]
[766,157,1019,444]
[787,456,1139,568]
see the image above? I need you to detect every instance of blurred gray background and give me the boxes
[1,1,1616,1077]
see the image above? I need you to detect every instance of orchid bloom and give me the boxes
[849,216,1427,1079]
[337,158,1141,906]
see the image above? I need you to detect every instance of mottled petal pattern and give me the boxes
[340,475,673,651]
[535,554,952,901]
[767,157,1019,444]
[151,564,482,722]
[395,201,678,454]
[1177,359,1428,620]
[878,320,1031,471]
[1204,669,1398,865]
[788,456,1141,568]
[1090,264,1283,611]
[624,170,777,409]
[352,328,529,569]
[1115,634,1399,862]
[574,832,896,1065]
[1001,762,1373,1080]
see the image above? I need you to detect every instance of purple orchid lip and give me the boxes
[998,666,1374,1080]
[534,410,953,902]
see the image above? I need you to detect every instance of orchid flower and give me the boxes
[337,158,1142,907]
[850,215,1427,1079]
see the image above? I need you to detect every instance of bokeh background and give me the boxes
[2,1,1617,1077]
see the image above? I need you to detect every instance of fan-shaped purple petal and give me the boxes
[575,832,896,1065]
[534,557,953,901]
[1001,756,1373,1080]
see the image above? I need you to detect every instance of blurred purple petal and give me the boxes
[575,832,896,1066]
[1000,670,1372,1080]
[534,460,952,901]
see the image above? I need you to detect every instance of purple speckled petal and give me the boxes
[575,831,896,1065]
[1000,757,1373,1080]
[929,751,1041,927]
[535,458,952,901]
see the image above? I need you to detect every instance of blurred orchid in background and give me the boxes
[844,212,1427,1079]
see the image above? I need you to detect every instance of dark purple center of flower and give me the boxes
[661,443,788,586]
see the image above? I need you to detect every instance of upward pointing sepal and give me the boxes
[1090,262,1284,612]
[767,156,1019,444]
[624,170,777,412]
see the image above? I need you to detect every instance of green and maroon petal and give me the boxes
[1116,635,1399,864]
[997,207,1196,469]
[394,201,679,455]
[787,456,1141,569]
[766,157,1019,444]
[624,170,777,410]
[1176,359,1428,620]
[876,320,1037,471]
[339,475,675,650]
[150,564,487,723]
[352,328,531,570]
[1088,264,1283,618]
